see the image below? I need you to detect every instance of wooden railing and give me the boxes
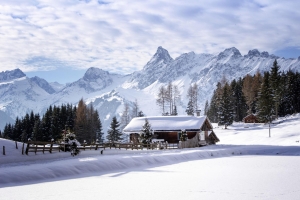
[24,141,180,155]
[25,141,61,155]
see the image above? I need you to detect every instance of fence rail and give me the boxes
[25,141,61,155]
[23,140,182,155]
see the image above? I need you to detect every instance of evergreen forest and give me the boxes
[1,99,104,143]
[206,60,300,127]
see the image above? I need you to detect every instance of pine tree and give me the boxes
[172,105,178,116]
[139,118,153,144]
[269,59,282,119]
[94,110,104,143]
[2,124,9,138]
[7,123,14,139]
[186,99,194,115]
[137,111,145,117]
[106,116,122,144]
[12,117,22,141]
[207,91,219,122]
[22,113,32,139]
[51,106,62,141]
[41,107,53,141]
[186,83,199,114]
[86,103,101,144]
[32,115,42,141]
[204,100,209,115]
[218,83,234,128]
[257,72,274,122]
[295,72,300,113]
[66,104,76,131]
[281,71,300,115]
[231,78,247,122]
[86,104,94,144]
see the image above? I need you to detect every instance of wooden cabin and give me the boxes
[123,115,219,146]
[243,114,260,123]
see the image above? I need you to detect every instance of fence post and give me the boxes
[22,143,25,155]
[3,146,5,155]
[15,141,18,149]
[50,142,53,153]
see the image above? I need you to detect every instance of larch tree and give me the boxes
[242,72,262,114]
[166,82,173,115]
[172,84,181,115]
[156,86,167,115]
[131,99,139,118]
[120,102,131,131]
[74,98,88,143]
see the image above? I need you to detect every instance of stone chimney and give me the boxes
[196,110,201,116]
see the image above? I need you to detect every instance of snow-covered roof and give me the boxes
[123,115,209,133]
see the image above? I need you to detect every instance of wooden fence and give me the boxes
[25,141,61,155]
[23,141,181,155]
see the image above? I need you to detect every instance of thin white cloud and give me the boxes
[0,0,299,75]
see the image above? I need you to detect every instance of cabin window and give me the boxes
[177,132,181,140]
[200,131,205,141]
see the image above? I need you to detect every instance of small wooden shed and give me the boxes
[243,114,260,123]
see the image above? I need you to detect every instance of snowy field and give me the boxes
[1,114,300,200]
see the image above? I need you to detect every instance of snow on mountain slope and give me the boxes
[30,76,56,94]
[49,82,66,92]
[0,76,51,119]
[0,68,25,82]
[0,110,14,129]
[0,47,300,134]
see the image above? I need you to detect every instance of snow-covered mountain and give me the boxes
[0,47,299,133]
[30,76,56,94]
[0,68,26,82]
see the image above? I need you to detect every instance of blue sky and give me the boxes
[0,0,300,84]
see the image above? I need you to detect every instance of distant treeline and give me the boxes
[205,59,300,127]
[1,99,104,143]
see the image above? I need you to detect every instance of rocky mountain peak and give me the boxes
[261,51,270,58]
[217,47,241,60]
[83,67,110,81]
[145,46,173,68]
[0,68,26,82]
[247,49,261,57]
